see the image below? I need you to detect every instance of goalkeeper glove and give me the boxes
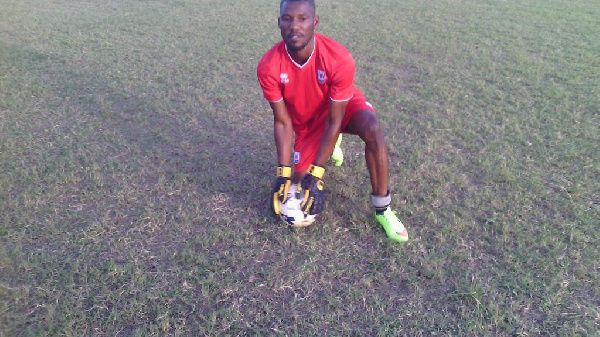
[296,164,325,215]
[271,165,292,215]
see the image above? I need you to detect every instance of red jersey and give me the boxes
[257,33,363,134]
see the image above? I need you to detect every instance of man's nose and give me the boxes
[290,18,300,30]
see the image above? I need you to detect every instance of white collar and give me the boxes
[285,37,316,69]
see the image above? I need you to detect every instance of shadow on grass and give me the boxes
[8,46,280,233]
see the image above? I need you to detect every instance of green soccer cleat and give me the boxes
[375,208,409,242]
[331,134,344,166]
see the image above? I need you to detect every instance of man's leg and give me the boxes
[344,110,389,195]
[344,110,409,242]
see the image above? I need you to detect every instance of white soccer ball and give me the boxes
[279,185,317,227]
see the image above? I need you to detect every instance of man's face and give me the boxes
[278,1,319,52]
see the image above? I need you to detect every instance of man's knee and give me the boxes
[360,113,384,144]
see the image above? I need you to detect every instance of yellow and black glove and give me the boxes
[271,165,292,215]
[296,164,325,215]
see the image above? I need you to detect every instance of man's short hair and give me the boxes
[280,0,316,13]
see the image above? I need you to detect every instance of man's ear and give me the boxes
[314,15,320,29]
[278,17,281,28]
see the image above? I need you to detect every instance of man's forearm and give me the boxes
[313,100,347,167]
[314,121,340,167]
[274,121,293,166]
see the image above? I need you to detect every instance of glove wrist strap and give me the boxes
[308,164,325,178]
[276,165,292,178]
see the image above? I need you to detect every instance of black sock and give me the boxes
[375,207,388,215]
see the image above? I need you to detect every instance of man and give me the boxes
[257,0,409,242]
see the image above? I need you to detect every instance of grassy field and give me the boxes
[1,0,598,335]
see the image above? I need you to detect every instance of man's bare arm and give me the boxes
[313,100,348,167]
[270,100,294,166]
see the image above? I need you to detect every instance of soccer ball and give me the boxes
[279,185,317,227]
[279,195,317,227]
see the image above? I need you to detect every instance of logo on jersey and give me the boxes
[317,70,326,84]
[294,151,300,164]
[280,73,289,84]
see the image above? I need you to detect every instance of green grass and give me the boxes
[1,0,598,335]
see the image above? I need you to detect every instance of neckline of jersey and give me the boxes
[285,36,316,69]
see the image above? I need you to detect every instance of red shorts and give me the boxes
[293,93,375,172]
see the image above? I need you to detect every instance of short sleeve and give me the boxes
[329,54,355,101]
[257,57,283,102]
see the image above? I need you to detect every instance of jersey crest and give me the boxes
[280,73,289,84]
[317,70,326,84]
[294,151,300,164]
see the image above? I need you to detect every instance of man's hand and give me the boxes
[296,164,325,215]
[272,166,292,215]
